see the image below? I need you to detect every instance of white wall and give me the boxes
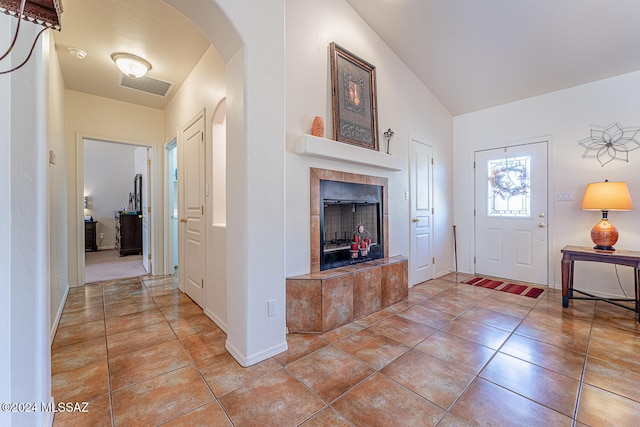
[66,90,164,286]
[167,0,287,366]
[48,31,69,345]
[285,0,454,279]
[0,18,53,426]
[163,46,228,328]
[84,140,137,248]
[454,71,640,297]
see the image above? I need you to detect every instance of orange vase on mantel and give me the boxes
[311,116,324,138]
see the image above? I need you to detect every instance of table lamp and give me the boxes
[581,180,634,251]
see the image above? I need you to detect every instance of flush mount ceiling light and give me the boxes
[111,52,152,79]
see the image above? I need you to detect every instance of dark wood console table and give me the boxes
[561,245,639,321]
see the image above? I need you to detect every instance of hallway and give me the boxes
[51,273,640,426]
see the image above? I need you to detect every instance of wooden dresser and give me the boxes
[84,220,98,252]
[115,211,142,256]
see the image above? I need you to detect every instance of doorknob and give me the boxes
[538,222,546,228]
[180,218,187,223]
[412,218,419,223]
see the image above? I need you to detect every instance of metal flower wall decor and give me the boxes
[578,121,640,166]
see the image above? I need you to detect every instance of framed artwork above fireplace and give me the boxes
[330,42,379,151]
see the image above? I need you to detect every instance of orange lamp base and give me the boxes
[590,218,618,251]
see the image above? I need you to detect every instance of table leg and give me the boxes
[636,267,639,322]
[561,254,571,308]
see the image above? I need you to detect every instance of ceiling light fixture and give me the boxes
[111,52,152,79]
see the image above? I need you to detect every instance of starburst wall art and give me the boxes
[578,121,640,166]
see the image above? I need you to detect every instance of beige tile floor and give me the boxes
[51,272,640,426]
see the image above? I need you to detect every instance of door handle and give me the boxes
[180,218,187,223]
[412,218,419,223]
[538,222,546,228]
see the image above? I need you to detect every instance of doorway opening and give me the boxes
[165,138,178,273]
[82,138,152,284]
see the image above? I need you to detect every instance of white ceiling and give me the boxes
[53,0,210,109]
[347,0,640,115]
[53,0,640,115]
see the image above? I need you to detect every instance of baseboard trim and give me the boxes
[204,308,228,334]
[225,338,288,368]
[50,283,70,345]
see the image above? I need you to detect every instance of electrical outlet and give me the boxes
[268,299,277,317]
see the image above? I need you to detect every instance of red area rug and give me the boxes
[465,277,545,299]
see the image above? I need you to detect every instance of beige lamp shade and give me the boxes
[581,181,633,251]
[581,181,634,211]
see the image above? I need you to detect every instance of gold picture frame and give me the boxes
[330,42,378,151]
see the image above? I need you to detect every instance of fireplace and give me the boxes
[320,180,383,270]
[310,168,388,273]
[286,167,403,333]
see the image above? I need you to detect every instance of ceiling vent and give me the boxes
[120,75,174,98]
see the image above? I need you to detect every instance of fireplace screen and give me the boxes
[320,180,383,270]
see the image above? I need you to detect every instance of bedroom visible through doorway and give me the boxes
[83,138,152,284]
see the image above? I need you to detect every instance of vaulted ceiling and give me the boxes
[347,0,640,115]
[47,0,640,115]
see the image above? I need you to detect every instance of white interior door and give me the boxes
[141,149,151,273]
[180,111,206,307]
[474,142,548,285]
[134,146,151,273]
[409,139,434,286]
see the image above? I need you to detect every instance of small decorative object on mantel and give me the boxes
[578,121,640,166]
[330,42,378,151]
[311,116,324,137]
[383,128,394,154]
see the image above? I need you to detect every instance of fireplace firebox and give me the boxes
[320,180,383,270]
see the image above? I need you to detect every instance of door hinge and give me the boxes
[201,133,204,141]
[473,209,476,217]
[473,161,476,169]
[431,158,434,165]
[432,207,434,214]
[432,257,435,264]
[148,254,152,260]
[474,256,476,264]
[147,159,151,166]
[201,205,204,215]
[201,279,204,287]
[147,207,151,213]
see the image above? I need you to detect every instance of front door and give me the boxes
[180,111,206,307]
[474,141,548,285]
[409,138,434,286]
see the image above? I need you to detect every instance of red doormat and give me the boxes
[465,277,545,299]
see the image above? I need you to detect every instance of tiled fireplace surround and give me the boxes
[286,168,408,333]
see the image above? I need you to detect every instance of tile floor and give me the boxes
[51,272,640,426]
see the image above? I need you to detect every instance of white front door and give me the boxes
[474,142,548,285]
[409,138,434,286]
[180,111,206,307]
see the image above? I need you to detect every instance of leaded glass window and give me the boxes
[487,156,530,217]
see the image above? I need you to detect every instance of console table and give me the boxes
[561,245,640,321]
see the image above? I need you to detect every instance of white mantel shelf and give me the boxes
[295,134,403,172]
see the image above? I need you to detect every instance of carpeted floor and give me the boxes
[85,249,148,283]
